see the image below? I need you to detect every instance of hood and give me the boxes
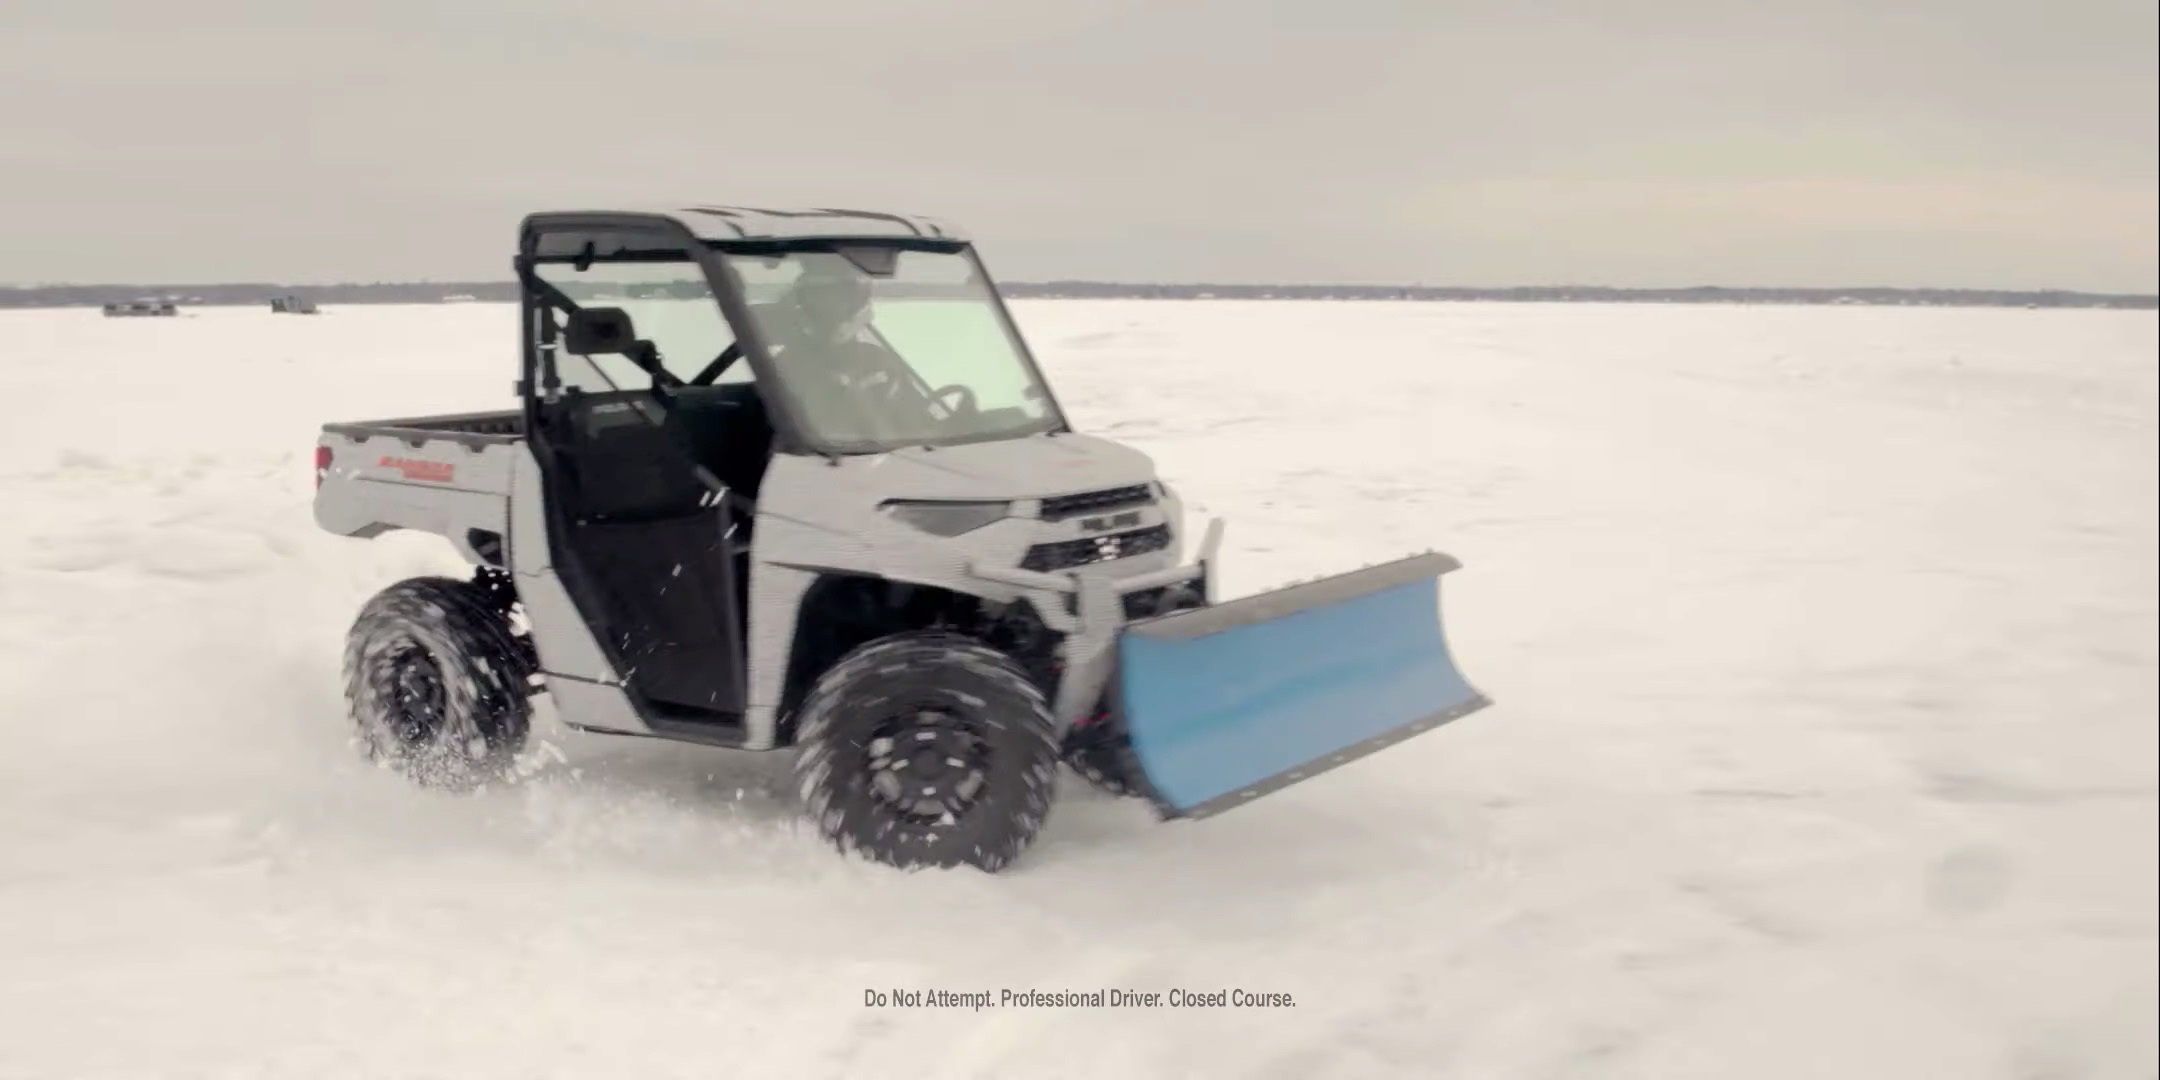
[839,431,1157,502]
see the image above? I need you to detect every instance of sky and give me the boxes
[1,0,2154,292]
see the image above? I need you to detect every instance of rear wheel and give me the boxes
[792,631,1060,872]
[342,575,536,792]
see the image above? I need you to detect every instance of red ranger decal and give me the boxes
[378,455,455,483]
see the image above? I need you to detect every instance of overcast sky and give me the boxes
[2,0,2153,291]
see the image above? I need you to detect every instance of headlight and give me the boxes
[881,499,1011,537]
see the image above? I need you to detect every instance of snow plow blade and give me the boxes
[1113,552,1490,820]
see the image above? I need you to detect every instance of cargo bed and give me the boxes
[322,409,525,450]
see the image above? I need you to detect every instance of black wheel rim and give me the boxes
[864,707,993,825]
[383,642,449,747]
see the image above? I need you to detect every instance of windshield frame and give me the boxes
[700,238,1073,456]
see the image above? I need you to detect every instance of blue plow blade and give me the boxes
[1112,552,1492,820]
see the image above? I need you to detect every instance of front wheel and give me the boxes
[792,631,1060,872]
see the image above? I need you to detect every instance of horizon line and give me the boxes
[4,277,2155,300]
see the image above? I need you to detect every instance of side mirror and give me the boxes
[563,307,637,356]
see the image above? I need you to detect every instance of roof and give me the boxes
[602,204,970,243]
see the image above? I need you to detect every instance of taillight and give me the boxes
[314,445,333,489]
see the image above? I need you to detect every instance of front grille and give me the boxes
[1021,524,1173,573]
[1040,484,1155,522]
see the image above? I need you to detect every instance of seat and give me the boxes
[562,395,710,522]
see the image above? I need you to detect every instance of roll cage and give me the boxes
[511,212,1071,461]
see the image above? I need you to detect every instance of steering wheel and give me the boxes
[929,384,978,418]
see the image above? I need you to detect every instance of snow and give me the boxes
[1,299,2154,1079]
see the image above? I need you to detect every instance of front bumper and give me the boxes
[969,517,1226,727]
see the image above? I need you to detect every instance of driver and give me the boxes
[774,258,877,352]
[761,256,930,437]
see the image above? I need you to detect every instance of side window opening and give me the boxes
[532,250,750,395]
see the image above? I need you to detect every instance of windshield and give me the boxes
[720,245,1064,453]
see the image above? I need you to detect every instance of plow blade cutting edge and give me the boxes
[1111,552,1491,820]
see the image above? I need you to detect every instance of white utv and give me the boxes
[313,205,1490,872]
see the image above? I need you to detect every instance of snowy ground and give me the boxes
[0,299,2153,1079]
